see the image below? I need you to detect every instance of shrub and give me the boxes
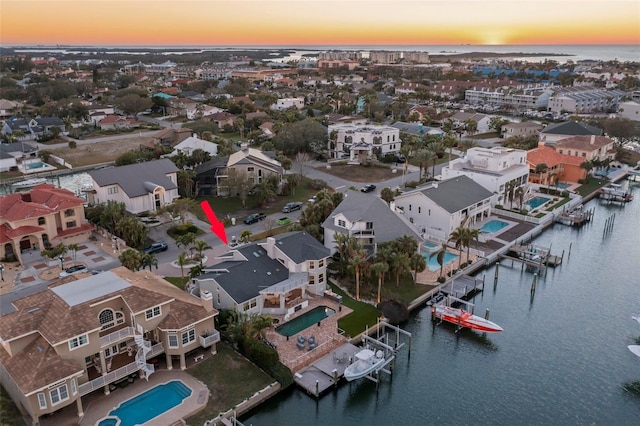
[519,209,528,215]
[68,141,77,149]
[405,180,419,188]
[437,276,446,283]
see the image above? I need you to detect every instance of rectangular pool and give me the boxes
[527,196,551,209]
[97,380,192,426]
[276,306,336,337]
[480,220,509,233]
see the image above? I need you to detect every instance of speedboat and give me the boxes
[344,348,386,382]
[628,345,640,359]
[11,177,46,191]
[432,304,503,333]
[632,315,640,326]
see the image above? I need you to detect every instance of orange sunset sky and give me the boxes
[1,0,639,46]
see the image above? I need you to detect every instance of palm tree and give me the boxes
[252,180,276,206]
[429,243,449,279]
[67,243,79,263]
[466,228,480,265]
[193,239,211,266]
[119,249,142,271]
[463,118,478,138]
[176,232,196,257]
[515,187,525,210]
[371,262,389,304]
[410,252,427,284]
[189,263,204,279]
[177,252,188,281]
[177,169,196,198]
[380,187,395,204]
[504,181,517,209]
[449,227,466,270]
[140,253,158,271]
[535,163,549,186]
[580,160,593,182]
[240,230,252,243]
[285,173,300,195]
[389,251,410,288]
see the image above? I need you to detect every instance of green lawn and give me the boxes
[164,276,189,290]
[329,282,381,338]
[0,385,23,426]
[185,343,275,426]
[575,178,610,197]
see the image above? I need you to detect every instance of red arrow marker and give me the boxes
[200,200,228,245]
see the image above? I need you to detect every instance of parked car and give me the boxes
[143,241,168,254]
[244,213,267,224]
[308,195,317,203]
[277,217,292,226]
[361,184,376,193]
[282,201,303,213]
[59,264,89,278]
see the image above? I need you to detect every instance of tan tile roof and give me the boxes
[158,299,213,330]
[555,135,613,152]
[527,145,584,168]
[0,336,82,395]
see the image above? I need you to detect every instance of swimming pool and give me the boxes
[527,196,551,209]
[422,241,440,253]
[421,250,459,271]
[276,306,336,337]
[556,182,571,189]
[481,220,509,233]
[27,162,48,170]
[96,380,192,426]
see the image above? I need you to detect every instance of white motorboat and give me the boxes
[632,315,640,326]
[343,348,386,382]
[628,345,640,359]
[11,177,47,191]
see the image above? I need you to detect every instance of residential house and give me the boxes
[390,122,445,138]
[539,121,603,145]
[0,141,39,172]
[0,267,219,425]
[322,190,421,255]
[197,232,330,316]
[441,147,530,205]
[166,98,197,118]
[86,159,179,214]
[271,97,305,111]
[555,135,616,163]
[328,124,402,162]
[97,115,138,130]
[186,104,224,121]
[618,100,640,122]
[2,117,66,141]
[212,144,283,196]
[207,112,237,129]
[527,145,586,184]
[501,122,543,139]
[0,184,93,265]
[0,99,23,118]
[323,114,368,126]
[393,176,494,241]
[147,127,192,148]
[169,135,218,158]
[547,86,626,114]
[449,112,491,135]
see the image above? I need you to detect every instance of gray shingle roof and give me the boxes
[200,243,289,303]
[541,121,602,136]
[88,159,178,198]
[414,175,493,213]
[322,190,421,243]
[272,232,330,263]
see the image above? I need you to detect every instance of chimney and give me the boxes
[590,135,595,145]
[240,142,249,152]
[266,236,276,258]
[389,200,396,211]
[432,181,439,189]
[201,290,214,312]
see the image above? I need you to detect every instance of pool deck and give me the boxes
[39,371,209,426]
[265,296,353,373]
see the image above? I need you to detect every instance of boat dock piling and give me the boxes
[441,274,485,300]
[602,213,616,238]
[498,243,563,277]
[555,205,594,226]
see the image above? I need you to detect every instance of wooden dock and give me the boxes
[498,243,563,275]
[294,342,360,397]
[555,206,594,227]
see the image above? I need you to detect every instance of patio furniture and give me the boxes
[296,335,306,350]
[308,336,317,350]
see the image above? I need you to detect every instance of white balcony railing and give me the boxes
[78,361,140,396]
[147,342,165,358]
[100,327,136,348]
[199,331,221,348]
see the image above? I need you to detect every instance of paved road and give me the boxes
[39,130,160,150]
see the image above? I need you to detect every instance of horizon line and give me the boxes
[4,43,639,48]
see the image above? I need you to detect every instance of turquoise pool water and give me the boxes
[481,220,509,233]
[276,306,336,337]
[556,182,570,189]
[421,250,459,271]
[27,162,47,170]
[97,380,191,426]
[422,241,438,249]
[527,196,551,209]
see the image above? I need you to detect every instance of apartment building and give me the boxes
[547,86,626,114]
[0,267,219,425]
[328,124,402,162]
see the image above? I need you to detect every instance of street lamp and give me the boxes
[58,255,65,271]
[0,264,4,282]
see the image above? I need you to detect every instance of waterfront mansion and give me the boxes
[0,267,219,425]
[328,124,402,162]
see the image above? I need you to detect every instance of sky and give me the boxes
[1,0,639,46]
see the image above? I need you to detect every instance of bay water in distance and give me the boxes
[243,180,640,426]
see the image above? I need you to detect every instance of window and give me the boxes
[318,259,324,268]
[104,345,118,357]
[107,186,119,195]
[337,219,346,228]
[145,306,161,320]
[99,309,114,330]
[309,260,315,269]
[581,152,586,157]
[182,328,196,345]
[66,221,77,228]
[64,209,74,217]
[38,393,47,409]
[409,204,412,211]
[366,222,373,230]
[49,384,69,406]
[309,275,315,285]
[247,167,254,172]
[69,334,88,350]
[38,217,46,225]
[319,273,324,283]
[71,379,77,395]
[242,299,257,311]
[168,334,178,348]
[418,207,421,214]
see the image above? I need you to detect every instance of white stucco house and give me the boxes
[393,176,494,241]
[270,97,305,111]
[328,124,402,162]
[169,135,218,157]
[441,147,530,205]
[86,159,180,214]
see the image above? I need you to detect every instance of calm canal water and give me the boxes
[243,180,640,426]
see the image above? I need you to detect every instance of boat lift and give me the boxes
[431,295,492,333]
[357,319,412,386]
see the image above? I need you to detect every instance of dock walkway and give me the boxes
[294,343,360,397]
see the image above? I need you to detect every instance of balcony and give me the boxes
[78,360,140,396]
[100,326,136,348]
[199,331,221,348]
